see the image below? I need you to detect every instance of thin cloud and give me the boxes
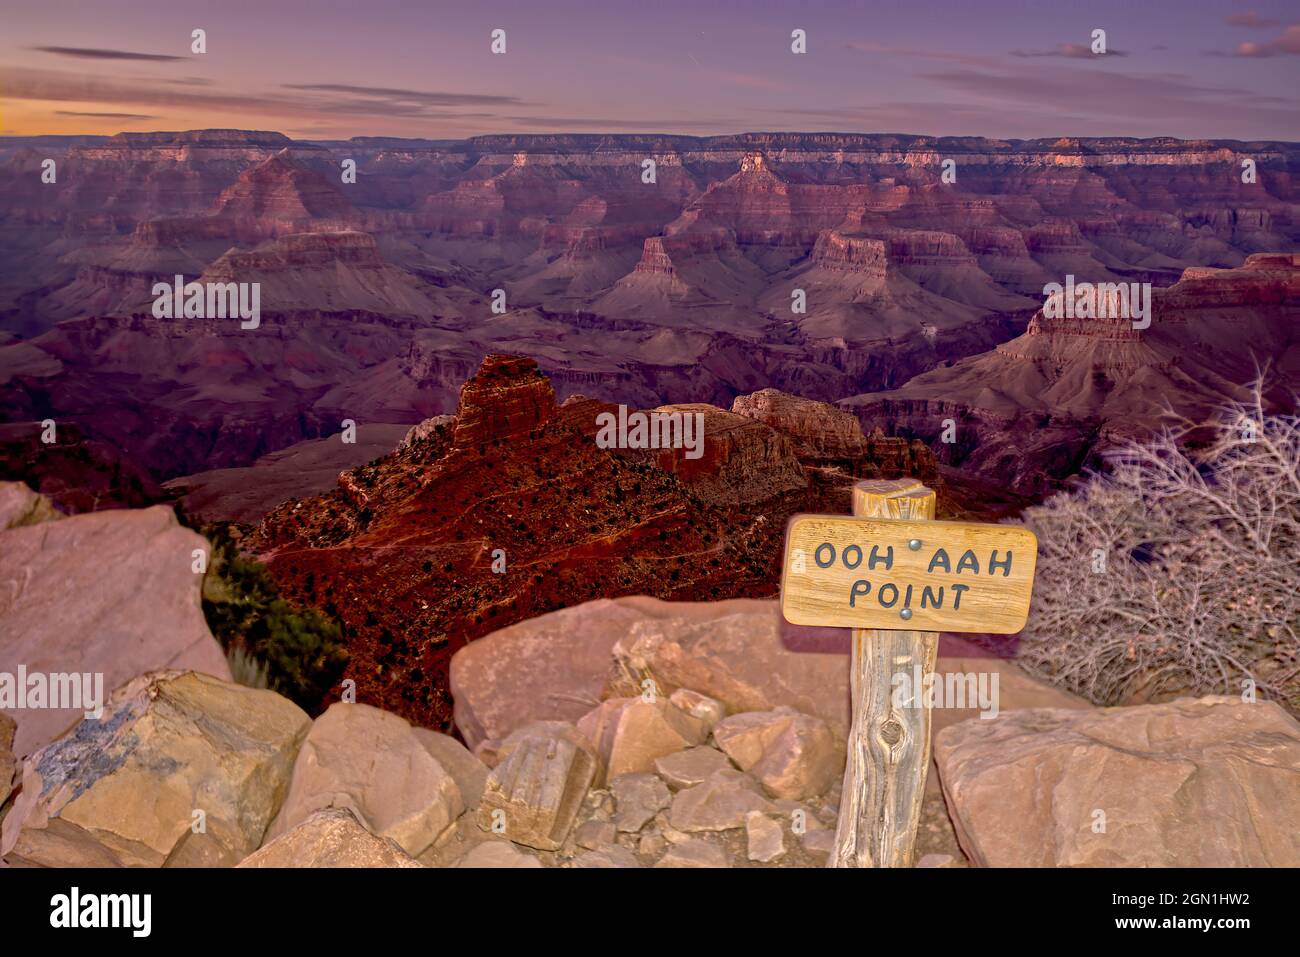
[283,83,524,106]
[1232,23,1300,56]
[918,62,1300,135]
[30,46,182,62]
[0,67,520,123]
[504,115,729,130]
[55,111,157,119]
[842,42,1002,68]
[1226,12,1280,28]
[1010,43,1129,58]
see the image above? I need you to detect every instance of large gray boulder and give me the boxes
[935,696,1300,867]
[1,671,310,867]
[0,504,232,757]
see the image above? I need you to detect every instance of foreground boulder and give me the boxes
[0,504,232,757]
[712,709,840,800]
[452,597,1086,767]
[238,808,422,868]
[450,596,674,749]
[0,712,15,808]
[936,696,1300,867]
[0,481,60,530]
[1,671,309,867]
[578,697,707,784]
[477,723,598,851]
[267,703,464,858]
[669,768,774,832]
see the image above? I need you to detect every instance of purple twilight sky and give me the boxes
[2,0,1298,140]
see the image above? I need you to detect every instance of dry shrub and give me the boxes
[1017,386,1299,714]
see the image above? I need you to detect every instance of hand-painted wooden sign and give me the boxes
[779,478,1041,869]
[781,514,1037,634]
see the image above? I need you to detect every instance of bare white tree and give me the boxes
[1016,383,1299,714]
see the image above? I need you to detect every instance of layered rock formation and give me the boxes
[843,253,1300,495]
[249,356,938,732]
[3,129,1292,500]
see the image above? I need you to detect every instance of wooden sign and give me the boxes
[781,514,1037,634]
[779,479,1040,868]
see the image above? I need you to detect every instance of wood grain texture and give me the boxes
[829,479,937,868]
[781,512,1037,635]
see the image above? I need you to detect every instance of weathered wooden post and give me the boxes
[780,477,1037,868]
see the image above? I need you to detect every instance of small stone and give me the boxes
[610,772,672,832]
[917,853,957,868]
[802,829,836,865]
[712,709,795,767]
[654,746,732,790]
[238,808,422,868]
[456,841,543,868]
[669,688,726,730]
[712,709,840,800]
[669,768,774,832]
[574,819,616,850]
[655,839,730,868]
[570,845,641,868]
[578,698,707,784]
[745,811,785,863]
[639,833,667,858]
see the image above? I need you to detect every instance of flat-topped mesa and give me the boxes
[646,404,807,507]
[1026,312,1144,341]
[731,388,869,459]
[882,229,977,266]
[68,129,303,164]
[204,231,386,277]
[451,354,557,449]
[729,388,941,487]
[107,129,296,149]
[1166,253,1299,307]
[811,231,888,276]
[1032,283,1150,342]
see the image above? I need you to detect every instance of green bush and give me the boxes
[188,518,349,715]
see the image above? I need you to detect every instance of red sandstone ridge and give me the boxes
[732,388,870,460]
[247,355,940,732]
[451,354,555,446]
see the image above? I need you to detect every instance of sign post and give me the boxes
[779,478,1037,867]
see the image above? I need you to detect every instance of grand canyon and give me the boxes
[1,70,1299,896]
